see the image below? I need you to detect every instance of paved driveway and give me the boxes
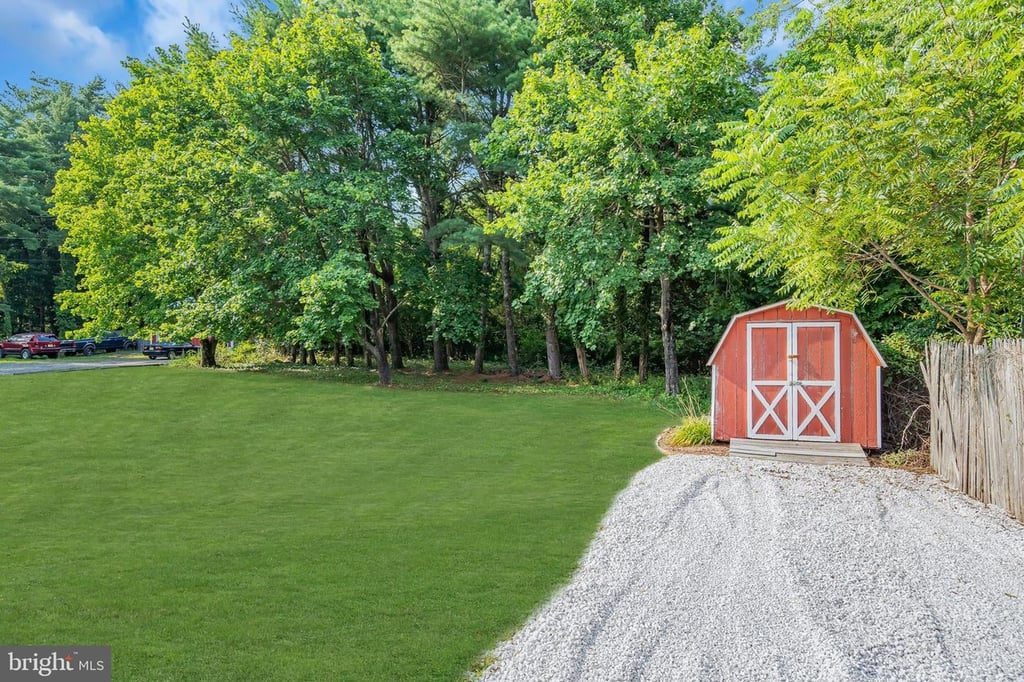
[0,355,167,375]
[481,456,1024,681]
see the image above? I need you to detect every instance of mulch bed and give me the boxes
[655,428,935,475]
[655,428,729,457]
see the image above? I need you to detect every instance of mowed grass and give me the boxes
[1,368,667,680]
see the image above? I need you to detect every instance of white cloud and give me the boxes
[49,7,126,72]
[141,0,237,51]
[0,0,128,85]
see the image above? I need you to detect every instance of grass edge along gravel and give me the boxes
[0,367,667,681]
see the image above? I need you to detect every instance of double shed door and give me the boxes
[746,322,840,442]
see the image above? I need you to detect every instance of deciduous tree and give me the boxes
[707,0,1024,343]
[348,0,535,374]
[0,77,106,333]
[495,2,752,393]
[54,2,413,380]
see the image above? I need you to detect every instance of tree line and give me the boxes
[3,0,1022,393]
[0,77,107,337]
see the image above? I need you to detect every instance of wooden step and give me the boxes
[728,438,868,467]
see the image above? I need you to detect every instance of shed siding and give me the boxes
[849,326,865,445]
[712,318,746,441]
[709,302,883,449]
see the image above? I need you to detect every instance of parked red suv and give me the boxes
[0,333,62,359]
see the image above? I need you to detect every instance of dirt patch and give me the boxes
[446,369,555,384]
[868,448,935,474]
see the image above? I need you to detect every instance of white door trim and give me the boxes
[747,323,791,440]
[747,322,840,442]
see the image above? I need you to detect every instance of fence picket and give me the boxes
[924,340,1024,522]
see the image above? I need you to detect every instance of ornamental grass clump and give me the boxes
[666,416,713,447]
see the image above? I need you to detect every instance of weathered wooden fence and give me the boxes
[924,340,1024,521]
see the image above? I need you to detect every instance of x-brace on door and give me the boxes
[746,322,840,442]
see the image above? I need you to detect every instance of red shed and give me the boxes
[707,301,886,450]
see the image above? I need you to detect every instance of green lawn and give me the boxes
[1,368,667,680]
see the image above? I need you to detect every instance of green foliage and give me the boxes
[54,2,412,364]
[0,76,107,333]
[533,0,707,73]
[430,246,490,343]
[31,0,764,380]
[880,449,912,467]
[52,34,222,339]
[346,0,536,369]
[878,330,926,379]
[217,339,287,367]
[708,0,1024,343]
[387,0,534,107]
[0,260,26,307]
[494,3,756,391]
[662,376,713,418]
[294,251,374,348]
[233,354,710,411]
[666,416,713,447]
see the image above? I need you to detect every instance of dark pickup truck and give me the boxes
[142,341,198,359]
[60,332,133,356]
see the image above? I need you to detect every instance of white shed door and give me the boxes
[747,322,840,442]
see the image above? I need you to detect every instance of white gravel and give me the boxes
[479,456,1024,681]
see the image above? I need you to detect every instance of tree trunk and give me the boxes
[424,190,447,373]
[361,317,373,368]
[290,344,299,364]
[372,336,391,386]
[967,319,987,344]
[308,349,317,366]
[345,342,354,368]
[474,240,493,374]
[356,229,393,383]
[639,280,651,383]
[614,287,626,381]
[638,222,652,384]
[299,346,309,366]
[417,101,449,374]
[432,328,449,372]
[575,343,590,383]
[544,303,562,380]
[501,246,519,376]
[659,272,679,396]
[200,336,217,368]
[386,284,403,370]
[333,339,341,367]
[363,336,391,386]
[365,302,391,386]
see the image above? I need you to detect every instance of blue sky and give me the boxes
[0,0,240,90]
[0,0,766,92]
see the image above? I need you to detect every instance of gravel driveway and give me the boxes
[0,356,165,375]
[480,456,1024,681]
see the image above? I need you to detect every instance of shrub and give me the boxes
[878,331,930,451]
[879,448,931,471]
[219,339,286,367]
[666,416,713,447]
